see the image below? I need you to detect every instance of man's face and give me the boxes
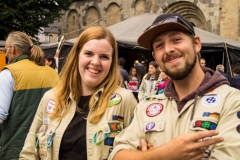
[200,59,206,67]
[152,31,201,80]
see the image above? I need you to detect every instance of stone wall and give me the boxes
[57,0,239,41]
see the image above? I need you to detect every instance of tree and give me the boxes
[0,0,72,41]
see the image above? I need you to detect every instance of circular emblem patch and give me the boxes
[146,103,164,117]
[236,124,240,133]
[202,95,220,107]
[237,111,240,119]
[146,122,155,131]
[109,94,122,107]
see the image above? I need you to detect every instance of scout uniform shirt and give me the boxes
[20,87,137,160]
[109,84,240,160]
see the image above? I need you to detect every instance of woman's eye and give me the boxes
[101,55,109,59]
[85,52,92,56]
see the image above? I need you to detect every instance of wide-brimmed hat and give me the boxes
[137,13,195,50]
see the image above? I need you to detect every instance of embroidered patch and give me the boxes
[202,112,220,119]
[43,118,50,124]
[112,115,124,122]
[104,137,114,146]
[46,99,55,114]
[237,111,240,119]
[146,122,155,131]
[202,95,220,107]
[236,125,240,133]
[146,103,164,117]
[109,94,122,107]
[108,123,122,132]
[193,120,217,130]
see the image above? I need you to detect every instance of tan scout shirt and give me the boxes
[20,87,137,160]
[138,74,159,102]
[109,84,240,160]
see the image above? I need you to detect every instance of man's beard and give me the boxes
[163,52,197,80]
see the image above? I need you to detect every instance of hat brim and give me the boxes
[137,22,191,50]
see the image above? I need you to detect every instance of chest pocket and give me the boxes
[36,125,55,160]
[190,117,219,131]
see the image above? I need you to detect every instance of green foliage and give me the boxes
[0,0,71,41]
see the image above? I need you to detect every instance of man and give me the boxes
[118,57,129,88]
[216,64,228,79]
[0,31,59,160]
[229,66,240,89]
[109,13,240,160]
[200,58,206,67]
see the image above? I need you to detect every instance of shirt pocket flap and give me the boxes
[190,117,218,131]
[144,120,165,132]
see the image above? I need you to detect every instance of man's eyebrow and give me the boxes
[153,32,181,43]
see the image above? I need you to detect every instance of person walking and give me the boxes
[0,31,59,160]
[20,26,137,160]
[110,13,239,160]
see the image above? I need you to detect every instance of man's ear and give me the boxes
[194,36,201,53]
[152,51,155,59]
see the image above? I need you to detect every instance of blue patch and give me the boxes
[104,137,114,146]
[112,115,118,120]
[237,111,240,119]
[203,112,211,117]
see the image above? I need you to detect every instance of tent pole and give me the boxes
[224,43,233,78]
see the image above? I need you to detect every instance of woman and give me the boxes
[20,26,137,160]
[156,69,170,95]
[138,61,160,101]
[127,67,141,102]
[45,54,57,70]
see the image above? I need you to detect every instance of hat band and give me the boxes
[144,16,195,35]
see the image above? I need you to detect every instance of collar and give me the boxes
[10,54,29,64]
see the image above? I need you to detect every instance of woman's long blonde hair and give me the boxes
[51,26,122,123]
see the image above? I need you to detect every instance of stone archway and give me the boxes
[106,3,121,26]
[163,1,207,30]
[66,10,80,39]
[135,0,146,15]
[86,7,100,27]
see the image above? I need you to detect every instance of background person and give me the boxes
[138,61,160,101]
[156,69,170,95]
[118,57,129,88]
[200,58,206,67]
[127,66,142,102]
[216,64,228,79]
[110,13,238,160]
[229,66,240,89]
[0,31,59,160]
[45,54,57,70]
[20,26,137,160]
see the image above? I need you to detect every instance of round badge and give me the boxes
[109,94,122,107]
[146,103,164,117]
[237,111,240,119]
[236,124,240,133]
[146,122,155,131]
[202,95,220,107]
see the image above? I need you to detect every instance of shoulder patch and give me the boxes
[109,94,122,107]
[46,99,55,114]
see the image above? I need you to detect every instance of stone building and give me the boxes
[58,0,240,41]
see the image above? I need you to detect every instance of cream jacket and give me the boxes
[138,74,159,102]
[109,84,240,160]
[20,87,137,160]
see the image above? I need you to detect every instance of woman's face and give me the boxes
[45,59,52,66]
[78,38,113,94]
[148,65,157,75]
[131,68,137,76]
[160,70,168,80]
